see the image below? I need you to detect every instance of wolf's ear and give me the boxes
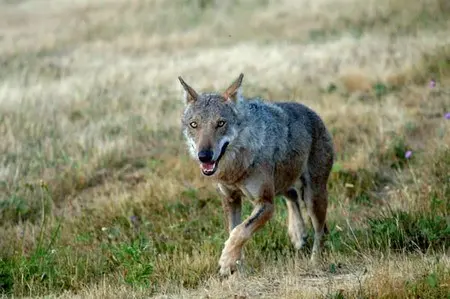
[223,73,244,102]
[178,76,198,104]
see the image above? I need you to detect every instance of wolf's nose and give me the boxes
[198,150,213,163]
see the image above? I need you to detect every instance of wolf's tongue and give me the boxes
[201,162,215,172]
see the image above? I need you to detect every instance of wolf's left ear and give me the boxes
[178,76,198,104]
[223,73,244,102]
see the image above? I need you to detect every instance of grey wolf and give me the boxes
[178,73,335,276]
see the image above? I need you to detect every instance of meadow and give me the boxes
[0,0,449,298]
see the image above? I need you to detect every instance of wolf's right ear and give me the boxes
[178,76,198,104]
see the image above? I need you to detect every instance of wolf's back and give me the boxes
[275,101,335,163]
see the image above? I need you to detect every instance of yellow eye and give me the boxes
[217,120,226,127]
[190,121,198,128]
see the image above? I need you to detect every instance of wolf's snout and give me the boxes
[198,150,214,163]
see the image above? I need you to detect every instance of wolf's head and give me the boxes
[178,73,244,176]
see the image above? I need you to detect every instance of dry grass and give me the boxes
[1,0,450,298]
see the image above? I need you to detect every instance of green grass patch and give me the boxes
[404,266,450,299]
[326,211,449,255]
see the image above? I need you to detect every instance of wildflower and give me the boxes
[130,215,138,223]
[429,79,436,88]
[405,150,413,159]
[130,215,140,231]
[445,112,450,120]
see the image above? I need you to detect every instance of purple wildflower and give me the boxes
[130,215,140,231]
[429,79,436,88]
[405,150,413,159]
[445,112,450,120]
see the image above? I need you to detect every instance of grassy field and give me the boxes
[1,0,450,298]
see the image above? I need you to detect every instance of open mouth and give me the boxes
[200,142,229,176]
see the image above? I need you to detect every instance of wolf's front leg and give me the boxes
[218,184,243,233]
[218,180,274,276]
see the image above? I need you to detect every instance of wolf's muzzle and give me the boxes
[198,150,214,163]
[198,141,230,176]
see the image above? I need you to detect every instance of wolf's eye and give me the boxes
[190,121,198,128]
[217,120,226,127]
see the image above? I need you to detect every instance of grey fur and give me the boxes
[179,74,335,276]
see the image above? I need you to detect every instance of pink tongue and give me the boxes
[201,162,215,172]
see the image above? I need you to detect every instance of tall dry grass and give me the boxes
[0,0,449,298]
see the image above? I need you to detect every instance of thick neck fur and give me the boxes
[215,96,288,184]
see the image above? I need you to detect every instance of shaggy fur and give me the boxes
[179,74,335,276]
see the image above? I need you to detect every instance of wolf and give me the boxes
[178,73,335,276]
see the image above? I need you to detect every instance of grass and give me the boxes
[1,0,450,298]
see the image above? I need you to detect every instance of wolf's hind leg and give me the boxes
[303,171,329,264]
[284,186,308,250]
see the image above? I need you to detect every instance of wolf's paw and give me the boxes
[310,250,323,267]
[218,245,241,277]
[288,229,308,250]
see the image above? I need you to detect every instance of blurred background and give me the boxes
[0,0,449,298]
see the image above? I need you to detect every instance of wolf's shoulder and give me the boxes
[239,97,285,115]
[241,98,318,120]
